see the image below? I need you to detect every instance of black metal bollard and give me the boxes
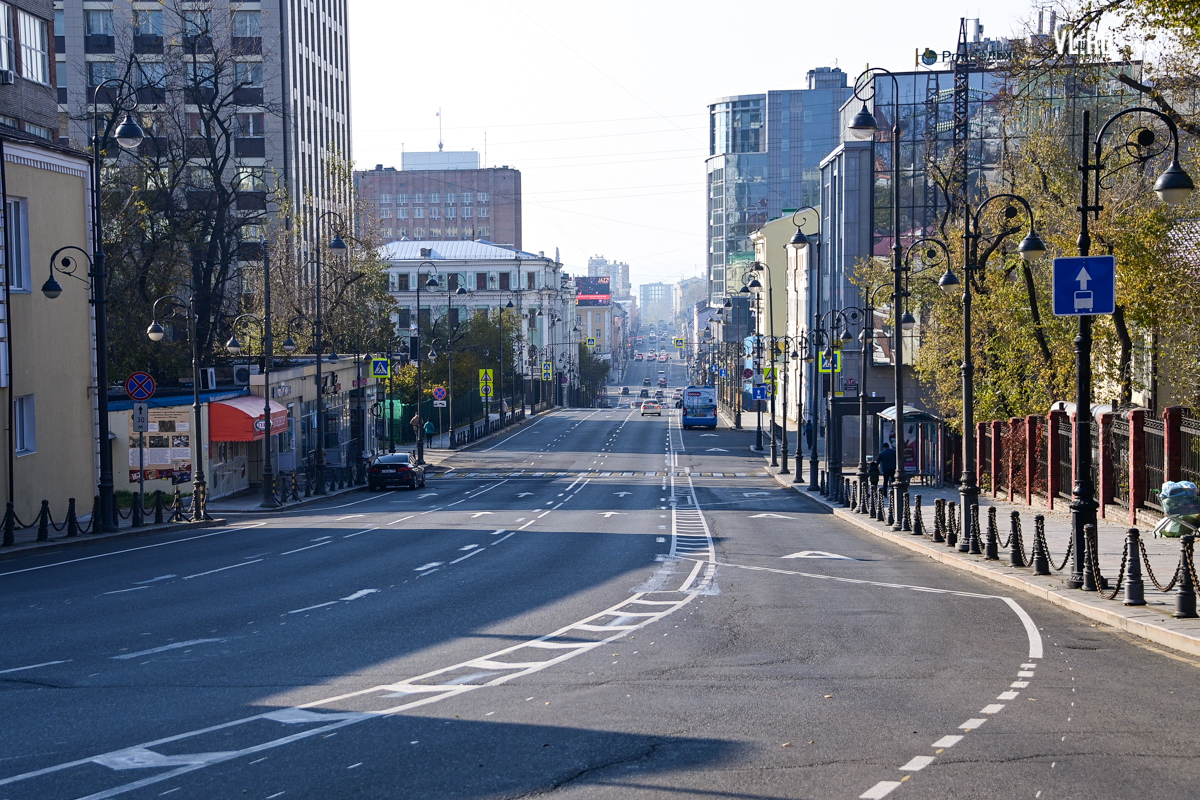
[877,487,887,522]
[1174,535,1196,619]
[171,487,184,522]
[947,501,958,548]
[912,495,923,536]
[66,498,79,537]
[1082,523,1099,591]
[2,502,13,546]
[1124,528,1146,606]
[1032,515,1050,575]
[131,493,143,528]
[89,495,102,532]
[1009,511,1025,567]
[902,491,912,532]
[885,488,894,526]
[841,478,852,508]
[154,490,164,524]
[37,500,50,542]
[932,498,945,543]
[958,502,972,553]
[984,506,999,559]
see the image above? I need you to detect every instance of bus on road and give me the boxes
[681,385,717,429]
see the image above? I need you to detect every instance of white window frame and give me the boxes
[14,394,35,455]
[5,197,29,292]
[0,4,11,73]
[18,10,49,84]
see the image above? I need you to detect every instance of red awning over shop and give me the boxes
[209,396,288,442]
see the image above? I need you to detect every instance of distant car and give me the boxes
[634,353,643,361]
[654,390,664,400]
[658,378,667,387]
[641,401,662,416]
[632,400,644,408]
[639,388,650,398]
[642,377,651,386]
[658,354,668,362]
[620,386,630,395]
[368,453,426,490]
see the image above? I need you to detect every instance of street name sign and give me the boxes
[1053,255,1115,316]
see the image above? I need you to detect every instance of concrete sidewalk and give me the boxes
[727,419,1200,657]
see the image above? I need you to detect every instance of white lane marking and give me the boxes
[104,587,149,595]
[470,512,494,518]
[414,562,443,572]
[860,781,902,799]
[1021,662,1037,668]
[1002,597,1044,659]
[565,475,584,491]
[0,660,67,675]
[447,500,465,507]
[311,536,332,542]
[517,492,534,498]
[335,515,364,521]
[518,520,535,530]
[1017,670,1035,677]
[537,511,552,518]
[280,542,331,556]
[459,545,479,551]
[288,602,338,615]
[181,559,263,580]
[112,639,223,660]
[492,532,517,545]
[467,481,508,498]
[418,493,438,499]
[449,549,483,565]
[960,718,987,730]
[342,527,380,539]
[981,704,1005,714]
[325,493,394,510]
[480,415,548,451]
[1011,681,1029,688]
[0,523,268,578]
[998,691,1020,700]
[134,575,176,585]
[780,551,856,560]
[489,529,506,535]
[599,512,624,517]
[900,755,935,771]
[931,735,963,748]
[389,516,414,525]
[341,590,378,602]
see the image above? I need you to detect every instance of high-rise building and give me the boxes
[56,0,353,248]
[706,67,852,301]
[639,282,672,329]
[586,255,631,299]
[1,0,58,140]
[356,154,521,248]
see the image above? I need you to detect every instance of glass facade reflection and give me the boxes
[707,69,853,301]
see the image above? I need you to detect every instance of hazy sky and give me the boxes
[348,0,1036,294]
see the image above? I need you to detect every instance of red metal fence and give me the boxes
[975,405,1198,525]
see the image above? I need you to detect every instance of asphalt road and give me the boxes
[1,359,1197,799]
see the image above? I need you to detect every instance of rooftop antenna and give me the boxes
[437,108,443,152]
[484,131,487,166]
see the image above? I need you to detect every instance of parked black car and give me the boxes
[368,453,426,490]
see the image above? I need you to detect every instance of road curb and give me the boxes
[0,518,228,562]
[764,470,1200,658]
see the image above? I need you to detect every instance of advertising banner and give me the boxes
[574,276,611,306]
[128,406,193,484]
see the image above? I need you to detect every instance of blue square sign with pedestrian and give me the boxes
[1053,255,1116,316]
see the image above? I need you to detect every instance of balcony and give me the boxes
[234,137,265,158]
[88,85,118,104]
[231,37,262,55]
[140,136,171,158]
[233,87,263,105]
[186,87,216,105]
[182,34,213,54]
[237,191,267,211]
[133,34,164,54]
[136,86,165,104]
[84,34,115,54]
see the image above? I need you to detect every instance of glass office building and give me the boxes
[706,68,853,301]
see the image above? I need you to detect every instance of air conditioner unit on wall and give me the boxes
[200,367,218,391]
[233,365,251,387]
[0,70,14,85]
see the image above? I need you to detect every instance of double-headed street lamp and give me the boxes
[499,289,525,423]
[364,334,401,453]
[937,195,1046,523]
[849,65,913,499]
[309,212,350,493]
[410,261,438,464]
[1062,107,1190,589]
[429,271,470,446]
[812,307,862,494]
[852,284,893,504]
[147,295,210,520]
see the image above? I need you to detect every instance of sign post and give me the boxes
[132,402,149,508]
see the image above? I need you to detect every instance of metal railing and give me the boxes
[1055,420,1073,500]
[1144,418,1165,511]
[1109,417,1131,508]
[1182,416,1200,486]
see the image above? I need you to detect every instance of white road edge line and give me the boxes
[0,660,67,675]
[280,542,331,556]
[181,559,263,580]
[112,639,223,660]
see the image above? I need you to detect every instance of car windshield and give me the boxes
[376,454,411,465]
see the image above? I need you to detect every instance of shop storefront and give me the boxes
[209,396,289,496]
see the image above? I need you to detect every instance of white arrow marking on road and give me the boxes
[1076,266,1091,289]
[414,562,443,572]
[340,589,379,602]
[599,512,625,517]
[614,491,632,497]
[700,434,718,437]
[459,544,478,551]
[781,551,857,560]
[749,513,795,519]
[706,447,728,452]
[517,492,534,497]
[470,512,494,518]
[744,492,770,497]
[418,493,438,499]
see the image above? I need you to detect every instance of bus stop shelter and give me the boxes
[877,405,945,487]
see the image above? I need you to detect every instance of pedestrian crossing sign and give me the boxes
[541,361,553,381]
[673,337,684,348]
[479,369,493,384]
[371,357,390,378]
[818,352,842,373]
[587,337,597,347]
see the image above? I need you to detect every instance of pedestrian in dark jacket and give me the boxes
[803,420,813,450]
[877,442,897,495]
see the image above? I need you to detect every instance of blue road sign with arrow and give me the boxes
[1053,255,1115,316]
[752,386,767,400]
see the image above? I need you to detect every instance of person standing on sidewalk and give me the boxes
[877,442,896,496]
[424,420,436,448]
